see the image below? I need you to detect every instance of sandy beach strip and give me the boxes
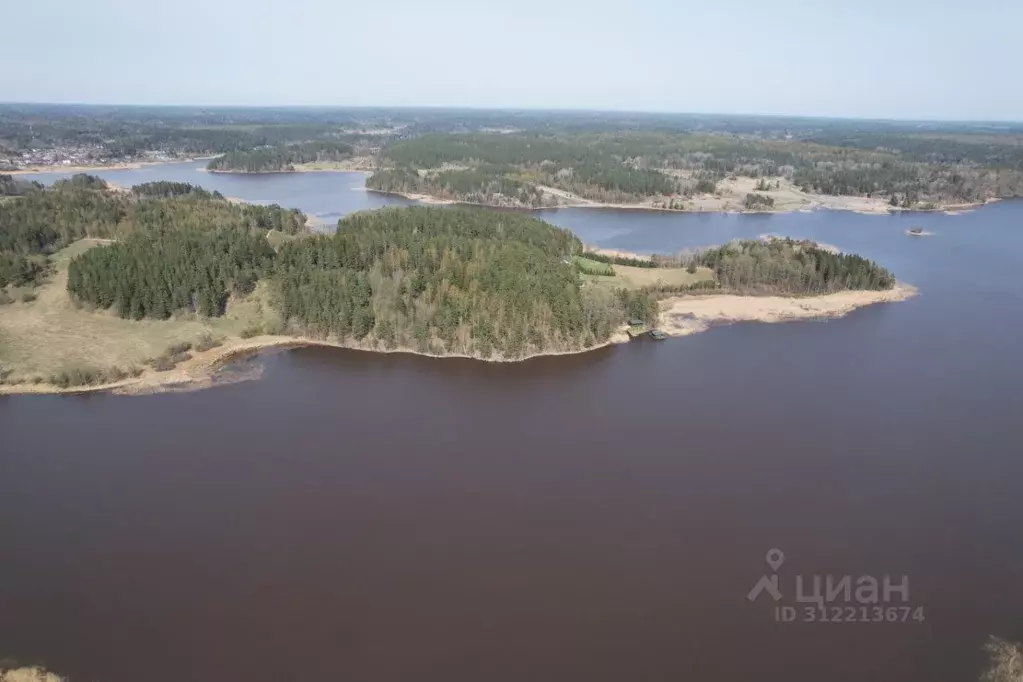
[656,283,918,337]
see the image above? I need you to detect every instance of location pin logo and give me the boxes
[766,548,785,571]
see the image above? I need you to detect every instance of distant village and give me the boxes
[0,145,175,171]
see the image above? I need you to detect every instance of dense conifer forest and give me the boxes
[68,229,275,319]
[685,239,895,294]
[0,176,304,288]
[131,181,223,199]
[368,134,679,205]
[273,207,644,357]
[207,141,354,172]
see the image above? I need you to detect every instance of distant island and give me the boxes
[206,141,355,173]
[0,175,914,395]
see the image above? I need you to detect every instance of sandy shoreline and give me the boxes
[656,283,918,338]
[0,285,916,397]
[0,332,625,397]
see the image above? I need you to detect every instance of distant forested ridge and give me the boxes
[368,130,1023,209]
[368,133,680,207]
[207,141,354,172]
[4,104,1022,208]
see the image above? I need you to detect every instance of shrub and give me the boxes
[20,291,37,303]
[262,318,286,335]
[0,291,12,305]
[239,325,262,339]
[151,357,175,372]
[743,193,776,210]
[49,363,113,388]
[164,341,192,355]
[194,333,223,352]
[694,178,717,193]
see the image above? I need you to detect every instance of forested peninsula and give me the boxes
[0,176,910,395]
[207,141,354,173]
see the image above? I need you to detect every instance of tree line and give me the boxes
[686,238,895,294]
[68,229,274,319]
[580,251,658,268]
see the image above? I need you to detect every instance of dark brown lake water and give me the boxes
[3,166,1023,681]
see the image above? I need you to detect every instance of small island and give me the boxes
[0,176,913,395]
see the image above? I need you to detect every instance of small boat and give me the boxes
[908,227,924,236]
[649,329,668,340]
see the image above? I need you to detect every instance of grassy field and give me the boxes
[572,255,615,276]
[0,239,281,384]
[582,263,717,290]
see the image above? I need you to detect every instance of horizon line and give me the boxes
[1,101,1021,126]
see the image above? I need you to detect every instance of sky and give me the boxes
[2,0,1019,121]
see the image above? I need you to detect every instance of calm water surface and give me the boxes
[3,166,1023,681]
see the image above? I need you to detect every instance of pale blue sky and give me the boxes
[2,0,1018,120]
